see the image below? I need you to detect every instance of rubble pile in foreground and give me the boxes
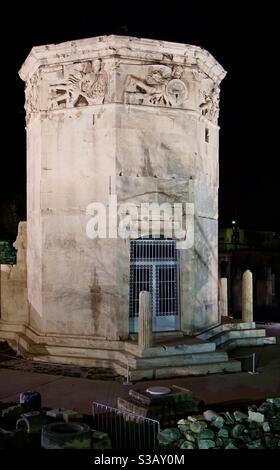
[157,397,280,449]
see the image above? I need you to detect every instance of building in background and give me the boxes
[219,224,280,321]
[0,241,16,265]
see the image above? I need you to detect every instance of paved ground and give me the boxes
[0,323,279,415]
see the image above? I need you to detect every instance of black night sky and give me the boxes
[0,1,278,239]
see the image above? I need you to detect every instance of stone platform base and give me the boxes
[0,320,276,381]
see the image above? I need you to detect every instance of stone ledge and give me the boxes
[19,35,226,84]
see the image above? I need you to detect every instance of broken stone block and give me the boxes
[197,428,215,440]
[180,440,196,449]
[1,404,24,423]
[233,411,248,422]
[189,421,208,434]
[248,410,265,423]
[266,397,280,408]
[231,424,245,438]
[246,439,264,449]
[239,435,253,445]
[157,428,181,447]
[19,391,41,412]
[62,410,83,422]
[203,410,219,422]
[222,411,235,425]
[257,402,275,418]
[46,408,83,422]
[217,427,229,438]
[212,416,225,429]
[215,437,224,447]
[187,414,205,423]
[46,408,65,419]
[248,405,258,412]
[224,440,238,449]
[270,418,280,432]
[221,438,230,447]
[264,434,279,449]
[177,419,191,433]
[248,424,263,440]
[197,439,216,449]
[262,421,271,432]
[183,431,197,443]
[91,430,111,449]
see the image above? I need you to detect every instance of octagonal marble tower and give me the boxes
[0,36,227,368]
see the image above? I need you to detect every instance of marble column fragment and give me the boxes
[218,277,228,321]
[138,291,153,349]
[242,270,253,322]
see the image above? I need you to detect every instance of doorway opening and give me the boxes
[129,237,180,332]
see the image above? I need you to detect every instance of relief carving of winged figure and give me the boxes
[49,59,108,109]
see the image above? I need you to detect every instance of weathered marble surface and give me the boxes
[1,35,226,347]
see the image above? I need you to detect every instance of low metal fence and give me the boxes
[92,401,160,449]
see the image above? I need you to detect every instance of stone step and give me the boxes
[196,321,256,340]
[210,328,267,347]
[26,354,241,381]
[18,333,46,355]
[123,359,242,381]
[129,330,184,342]
[23,325,122,351]
[124,340,216,357]
[17,333,132,365]
[0,321,25,334]
[2,330,243,381]
[221,336,277,352]
[130,351,229,369]
[21,352,126,376]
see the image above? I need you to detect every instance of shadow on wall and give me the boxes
[193,216,218,327]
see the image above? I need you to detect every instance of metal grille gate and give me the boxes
[129,238,180,332]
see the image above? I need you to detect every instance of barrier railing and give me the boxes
[92,401,160,449]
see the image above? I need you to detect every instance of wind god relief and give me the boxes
[199,85,220,123]
[48,58,108,109]
[24,72,40,123]
[124,64,188,107]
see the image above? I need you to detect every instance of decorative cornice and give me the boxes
[19,35,226,85]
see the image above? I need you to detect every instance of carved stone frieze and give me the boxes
[23,52,221,124]
[48,59,108,109]
[191,66,209,82]
[24,72,40,123]
[199,85,220,123]
[124,65,188,108]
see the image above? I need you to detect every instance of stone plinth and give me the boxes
[117,385,203,425]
